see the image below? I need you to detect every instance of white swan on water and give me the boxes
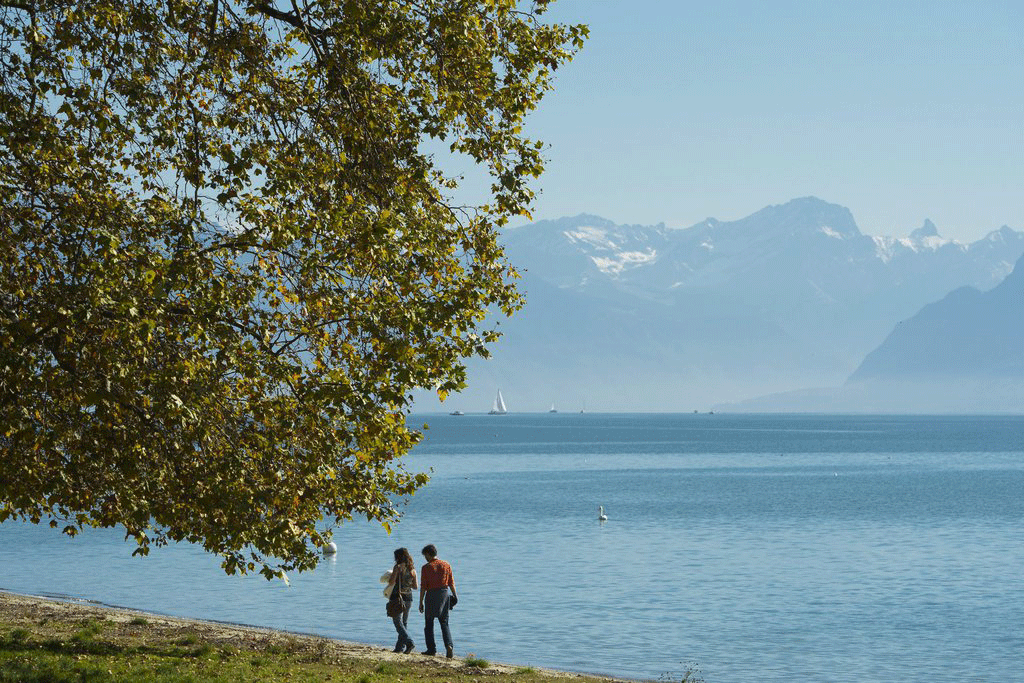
[598,505,608,521]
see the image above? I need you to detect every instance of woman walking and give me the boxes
[386,547,418,653]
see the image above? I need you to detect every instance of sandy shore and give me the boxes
[0,590,623,681]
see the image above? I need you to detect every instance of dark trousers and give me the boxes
[392,595,413,649]
[423,587,453,652]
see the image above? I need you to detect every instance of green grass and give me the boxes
[5,629,29,644]
[0,600,623,683]
[194,643,215,657]
[72,618,106,641]
[175,632,200,646]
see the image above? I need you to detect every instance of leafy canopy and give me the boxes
[0,0,585,578]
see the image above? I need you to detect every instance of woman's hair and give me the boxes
[394,547,414,573]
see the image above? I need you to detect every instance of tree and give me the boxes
[0,0,585,579]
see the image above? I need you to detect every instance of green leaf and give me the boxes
[0,0,583,579]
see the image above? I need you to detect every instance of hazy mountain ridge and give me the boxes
[508,198,1022,298]
[509,199,1019,284]
[720,251,1024,413]
[418,198,1024,413]
[504,197,1023,364]
[850,253,1024,382]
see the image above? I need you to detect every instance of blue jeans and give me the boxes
[423,587,453,653]
[392,596,413,649]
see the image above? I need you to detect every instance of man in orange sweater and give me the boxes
[418,544,459,658]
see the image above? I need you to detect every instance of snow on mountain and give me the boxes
[504,199,1023,349]
[820,226,849,239]
[589,248,658,276]
[421,198,1024,413]
[558,220,663,276]
[870,218,971,264]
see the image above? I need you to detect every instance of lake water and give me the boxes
[2,413,1023,682]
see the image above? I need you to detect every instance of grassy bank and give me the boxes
[0,592,632,683]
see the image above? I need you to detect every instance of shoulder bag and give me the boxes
[386,569,404,617]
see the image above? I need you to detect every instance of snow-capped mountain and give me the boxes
[418,197,1024,413]
[503,197,1023,367]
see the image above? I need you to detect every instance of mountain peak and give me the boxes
[507,213,618,238]
[747,196,861,239]
[549,213,619,229]
[910,219,939,239]
[983,225,1019,242]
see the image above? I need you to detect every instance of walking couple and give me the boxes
[386,544,458,658]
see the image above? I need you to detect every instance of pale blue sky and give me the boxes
[512,0,1024,241]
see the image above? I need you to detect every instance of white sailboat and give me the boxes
[488,389,508,415]
[549,403,557,413]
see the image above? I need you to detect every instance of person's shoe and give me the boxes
[446,646,454,659]
[392,646,403,653]
[404,643,415,654]
[422,650,436,656]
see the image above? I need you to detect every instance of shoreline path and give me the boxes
[0,591,634,682]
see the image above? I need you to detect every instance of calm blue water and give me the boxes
[2,414,1023,682]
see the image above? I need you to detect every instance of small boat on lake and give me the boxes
[488,390,508,415]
